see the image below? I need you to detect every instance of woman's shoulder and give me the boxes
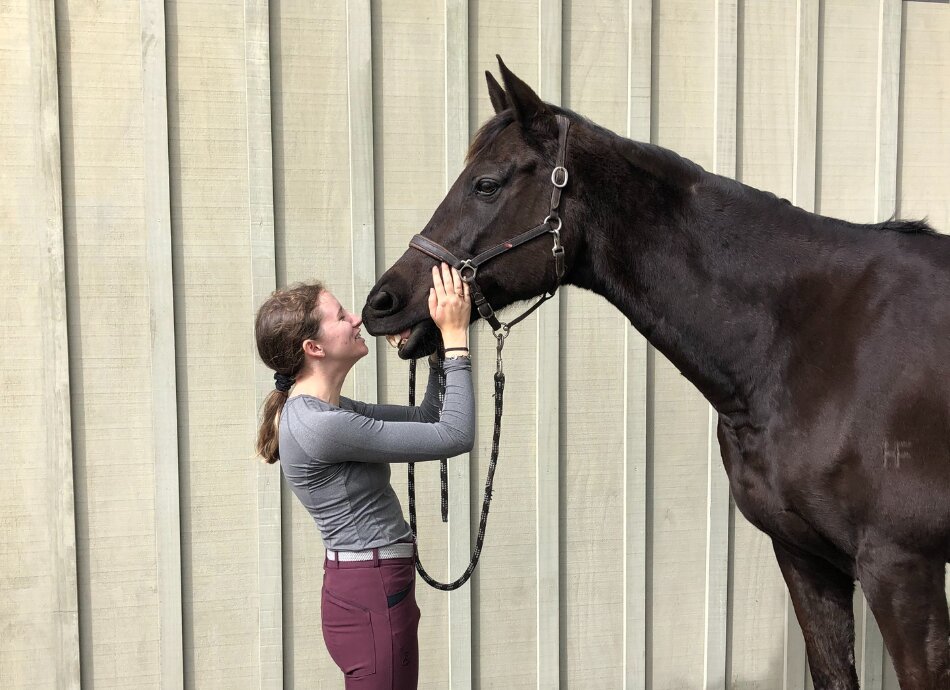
[280,396,357,460]
[282,395,336,430]
[282,395,363,434]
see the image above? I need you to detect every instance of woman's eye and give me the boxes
[474,178,500,196]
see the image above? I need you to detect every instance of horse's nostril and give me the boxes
[369,290,395,313]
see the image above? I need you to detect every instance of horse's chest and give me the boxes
[717,424,783,532]
[718,423,846,562]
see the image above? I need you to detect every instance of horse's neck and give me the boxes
[571,150,853,414]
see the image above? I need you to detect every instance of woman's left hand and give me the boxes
[428,262,471,350]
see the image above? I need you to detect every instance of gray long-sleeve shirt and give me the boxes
[278,357,474,551]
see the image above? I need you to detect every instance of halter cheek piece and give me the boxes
[408,113,571,368]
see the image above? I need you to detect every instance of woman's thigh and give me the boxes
[322,559,420,690]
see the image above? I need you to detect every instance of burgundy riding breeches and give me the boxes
[321,553,420,689]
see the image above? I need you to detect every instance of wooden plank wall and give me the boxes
[1,1,948,688]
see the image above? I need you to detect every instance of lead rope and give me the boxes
[407,336,506,591]
[422,351,449,523]
[437,354,449,523]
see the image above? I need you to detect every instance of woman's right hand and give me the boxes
[428,262,471,349]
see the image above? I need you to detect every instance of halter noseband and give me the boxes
[408,114,571,347]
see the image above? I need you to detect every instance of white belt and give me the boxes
[326,543,415,562]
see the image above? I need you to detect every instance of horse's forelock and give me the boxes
[465,111,516,165]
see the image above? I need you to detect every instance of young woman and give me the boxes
[254,263,474,689]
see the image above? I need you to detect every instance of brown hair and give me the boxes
[254,281,325,463]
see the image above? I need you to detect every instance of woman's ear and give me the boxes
[303,339,324,359]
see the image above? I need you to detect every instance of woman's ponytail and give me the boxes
[256,389,289,464]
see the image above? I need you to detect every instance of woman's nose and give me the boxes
[352,313,363,328]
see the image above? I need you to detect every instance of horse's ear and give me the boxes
[495,55,555,137]
[485,71,509,114]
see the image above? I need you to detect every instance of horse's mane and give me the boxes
[869,218,938,236]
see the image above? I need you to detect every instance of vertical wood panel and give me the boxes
[873,0,901,226]
[244,0,282,686]
[537,2,562,686]
[0,4,79,686]
[445,1,473,687]
[346,0,378,403]
[793,0,819,216]
[705,1,736,687]
[817,0,879,223]
[36,1,82,686]
[897,1,950,232]
[625,5,652,686]
[141,1,185,685]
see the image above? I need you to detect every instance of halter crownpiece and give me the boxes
[408,113,571,343]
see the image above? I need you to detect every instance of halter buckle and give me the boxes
[543,215,563,233]
[458,259,477,282]
[551,166,569,188]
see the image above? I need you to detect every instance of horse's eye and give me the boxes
[474,178,500,196]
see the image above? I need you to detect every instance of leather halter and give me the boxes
[408,114,571,346]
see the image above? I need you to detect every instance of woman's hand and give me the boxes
[428,262,471,350]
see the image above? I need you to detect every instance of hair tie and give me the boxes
[274,372,295,393]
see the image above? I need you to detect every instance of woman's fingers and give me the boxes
[440,262,456,297]
[432,264,447,301]
[449,266,464,296]
[428,287,437,319]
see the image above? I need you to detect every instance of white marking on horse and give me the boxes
[883,440,912,469]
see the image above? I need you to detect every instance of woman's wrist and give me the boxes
[440,330,468,350]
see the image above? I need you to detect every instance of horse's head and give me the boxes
[362,56,579,359]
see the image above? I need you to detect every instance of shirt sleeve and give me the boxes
[296,358,474,464]
[340,359,443,423]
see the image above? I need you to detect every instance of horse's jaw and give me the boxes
[370,319,441,360]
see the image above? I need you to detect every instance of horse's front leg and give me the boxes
[855,544,949,689]
[773,539,859,690]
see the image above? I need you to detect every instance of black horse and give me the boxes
[362,57,950,689]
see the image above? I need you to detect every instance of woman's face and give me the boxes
[312,291,369,364]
